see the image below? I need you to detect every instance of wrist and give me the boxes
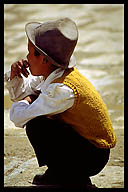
[23,95,38,104]
[24,96,33,104]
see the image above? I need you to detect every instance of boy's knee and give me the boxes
[26,116,44,134]
[26,116,47,126]
[26,116,53,135]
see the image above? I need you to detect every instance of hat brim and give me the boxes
[25,22,76,69]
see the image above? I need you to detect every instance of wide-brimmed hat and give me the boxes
[25,17,78,69]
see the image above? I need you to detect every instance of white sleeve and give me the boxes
[4,71,43,102]
[10,83,75,128]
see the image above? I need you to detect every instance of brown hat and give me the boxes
[25,18,78,69]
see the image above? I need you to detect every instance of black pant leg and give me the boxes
[26,116,50,166]
[26,115,110,180]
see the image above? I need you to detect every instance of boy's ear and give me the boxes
[43,57,46,63]
[41,55,47,65]
[42,56,49,64]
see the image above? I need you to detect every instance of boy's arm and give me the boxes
[10,84,75,128]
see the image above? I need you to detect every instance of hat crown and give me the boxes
[36,18,78,40]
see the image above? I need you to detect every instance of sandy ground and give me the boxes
[4,127,124,189]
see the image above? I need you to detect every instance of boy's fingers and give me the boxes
[15,67,22,78]
[11,59,30,79]
[18,60,29,77]
[21,66,29,77]
[17,73,22,78]
[23,60,30,68]
[22,60,30,76]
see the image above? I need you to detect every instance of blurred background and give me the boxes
[4,4,124,130]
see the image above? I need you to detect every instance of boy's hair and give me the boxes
[34,49,48,63]
[34,48,59,70]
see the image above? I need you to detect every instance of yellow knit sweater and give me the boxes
[52,67,117,149]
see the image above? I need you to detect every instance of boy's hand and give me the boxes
[10,59,30,80]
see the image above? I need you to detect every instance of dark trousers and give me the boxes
[26,116,110,181]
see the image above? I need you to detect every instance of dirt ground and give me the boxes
[4,128,124,188]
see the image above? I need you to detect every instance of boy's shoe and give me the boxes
[32,171,98,188]
[32,171,56,185]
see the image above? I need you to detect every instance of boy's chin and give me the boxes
[30,70,42,76]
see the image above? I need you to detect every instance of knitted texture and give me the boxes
[52,67,117,148]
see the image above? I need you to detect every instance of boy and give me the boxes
[5,18,117,188]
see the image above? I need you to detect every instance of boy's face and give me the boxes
[27,40,57,78]
[27,41,45,76]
